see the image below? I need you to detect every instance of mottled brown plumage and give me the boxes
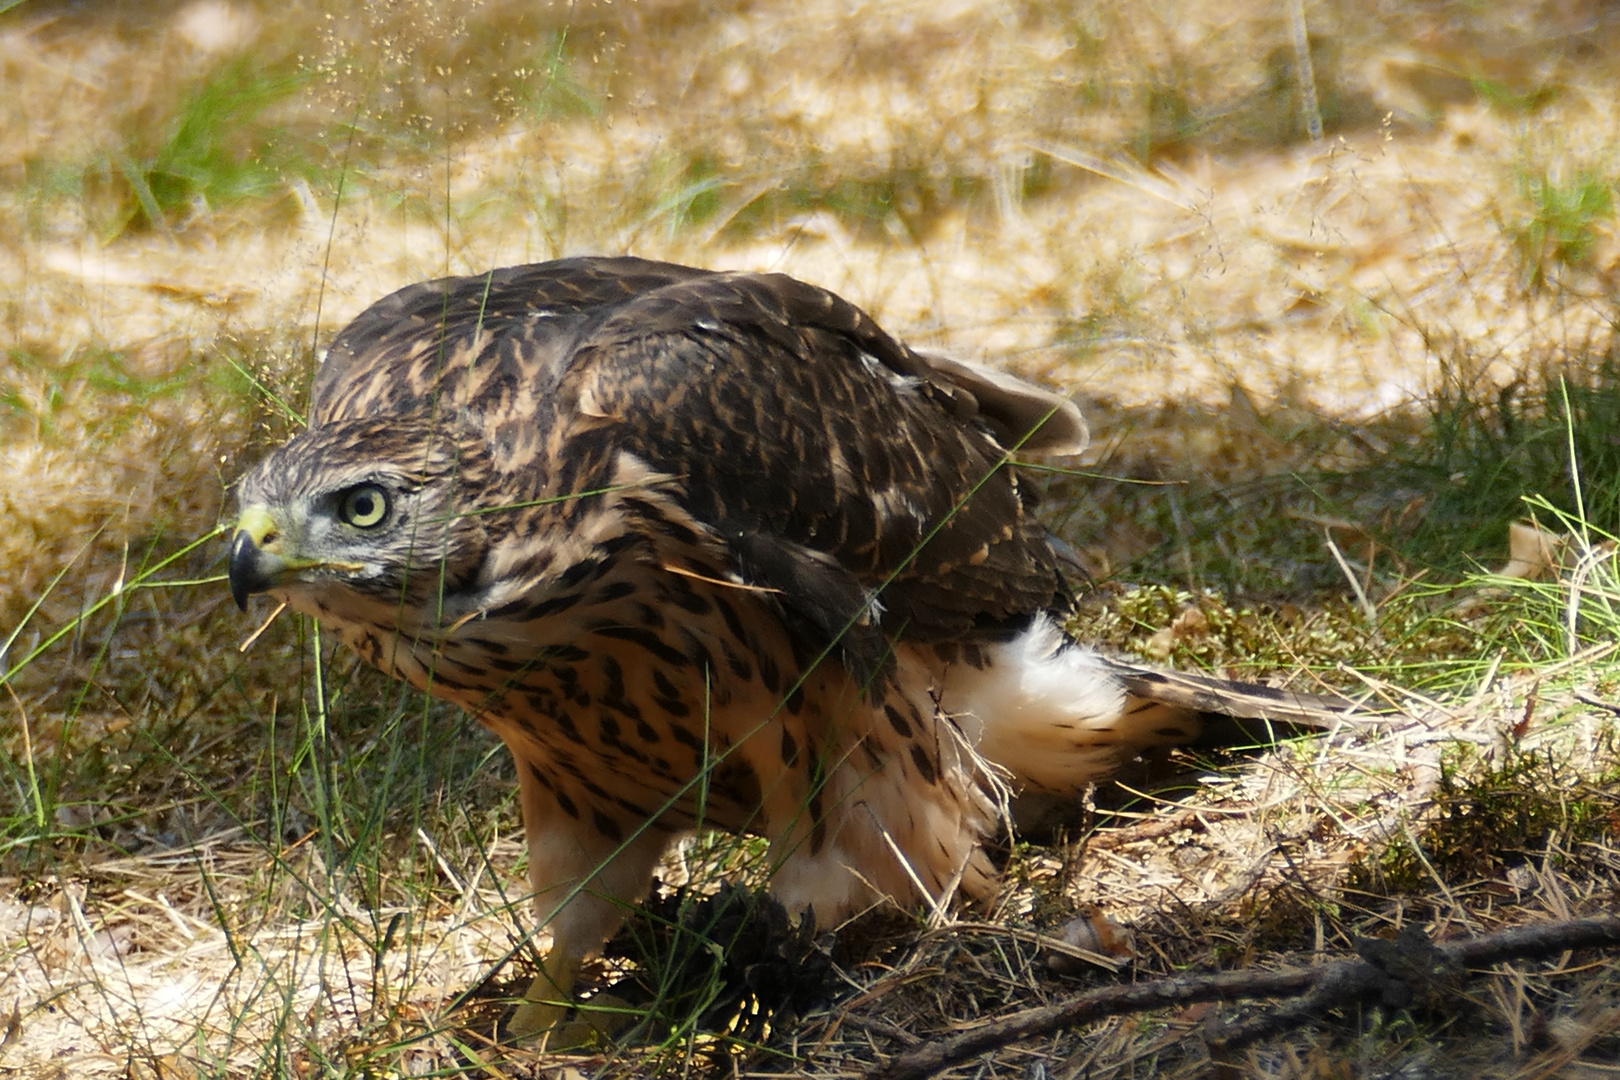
[228,256,1353,1040]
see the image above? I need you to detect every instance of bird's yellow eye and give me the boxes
[338,483,390,528]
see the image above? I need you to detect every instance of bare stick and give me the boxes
[872,916,1620,1080]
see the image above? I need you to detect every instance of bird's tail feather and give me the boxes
[1101,657,1361,732]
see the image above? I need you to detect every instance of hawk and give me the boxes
[228,256,1349,1036]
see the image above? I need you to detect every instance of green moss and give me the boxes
[1350,741,1620,897]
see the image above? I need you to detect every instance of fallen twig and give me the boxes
[1573,689,1620,717]
[872,915,1620,1080]
[1082,810,1203,851]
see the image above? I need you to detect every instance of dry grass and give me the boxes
[4,0,1620,1075]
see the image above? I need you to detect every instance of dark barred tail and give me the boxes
[1099,657,1374,757]
[1103,658,1363,727]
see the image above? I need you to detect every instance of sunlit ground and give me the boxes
[3,0,1619,1075]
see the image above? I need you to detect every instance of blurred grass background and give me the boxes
[3,0,1619,1074]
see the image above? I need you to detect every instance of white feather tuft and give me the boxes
[941,615,1141,792]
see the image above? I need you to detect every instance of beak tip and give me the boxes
[228,528,267,611]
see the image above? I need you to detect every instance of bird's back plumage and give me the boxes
[306,258,1086,673]
[228,256,1357,1036]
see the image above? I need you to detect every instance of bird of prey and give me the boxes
[228,256,1351,1037]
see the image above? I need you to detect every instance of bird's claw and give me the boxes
[506,988,637,1049]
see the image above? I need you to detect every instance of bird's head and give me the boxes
[228,418,496,620]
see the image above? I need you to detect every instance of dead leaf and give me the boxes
[0,1000,20,1060]
[1496,520,1572,581]
[1048,905,1137,974]
[1146,606,1209,660]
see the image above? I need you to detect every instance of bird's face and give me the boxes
[228,419,494,622]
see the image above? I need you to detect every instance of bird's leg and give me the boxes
[508,889,652,1047]
[505,760,665,1046]
[509,940,595,1046]
[508,909,643,1046]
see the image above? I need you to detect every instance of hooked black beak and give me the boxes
[228,505,282,611]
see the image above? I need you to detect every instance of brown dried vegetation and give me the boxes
[3,0,1620,1076]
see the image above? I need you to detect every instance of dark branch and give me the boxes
[871,915,1620,1080]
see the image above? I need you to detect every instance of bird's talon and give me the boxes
[505,998,568,1044]
[506,991,638,1049]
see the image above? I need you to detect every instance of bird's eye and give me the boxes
[338,483,391,528]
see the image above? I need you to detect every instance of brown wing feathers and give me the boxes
[302,257,1357,733]
[568,268,1074,648]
